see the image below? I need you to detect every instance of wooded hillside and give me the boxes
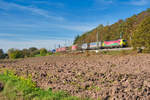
[74,8,150,47]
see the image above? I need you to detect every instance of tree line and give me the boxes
[0,47,53,59]
[74,8,150,51]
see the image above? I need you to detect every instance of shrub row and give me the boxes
[0,47,52,59]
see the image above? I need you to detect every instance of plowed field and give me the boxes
[1,53,150,100]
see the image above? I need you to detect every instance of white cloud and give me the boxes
[0,21,98,32]
[0,0,64,21]
[95,0,114,4]
[59,24,97,32]
[32,1,65,8]
[128,0,149,6]
[0,33,20,37]
[0,0,99,32]
[103,0,113,4]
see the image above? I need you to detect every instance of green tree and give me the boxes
[73,9,150,46]
[73,35,80,44]
[132,16,150,50]
[22,49,30,57]
[40,48,47,56]
[29,47,37,52]
[8,48,24,59]
[31,50,40,57]
[0,49,5,59]
[147,8,150,12]
[28,47,39,57]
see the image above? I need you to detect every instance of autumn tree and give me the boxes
[132,16,150,50]
[8,48,24,59]
[0,49,5,59]
[40,48,47,56]
[73,9,150,46]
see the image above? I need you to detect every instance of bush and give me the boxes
[22,49,30,57]
[0,49,5,59]
[28,47,40,57]
[142,48,150,53]
[4,54,8,59]
[8,48,24,59]
[40,48,47,56]
[30,50,40,57]
[29,47,37,52]
[47,51,53,55]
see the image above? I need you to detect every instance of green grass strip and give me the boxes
[0,70,90,100]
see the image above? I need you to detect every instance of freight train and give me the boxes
[55,39,127,52]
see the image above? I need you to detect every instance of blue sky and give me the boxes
[0,0,150,51]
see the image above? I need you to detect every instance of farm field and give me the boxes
[1,53,150,99]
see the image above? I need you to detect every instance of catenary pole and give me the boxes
[97,28,99,49]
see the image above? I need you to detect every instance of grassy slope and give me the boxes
[0,70,90,100]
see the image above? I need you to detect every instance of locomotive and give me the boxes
[55,39,127,52]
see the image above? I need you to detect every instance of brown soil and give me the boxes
[1,53,150,100]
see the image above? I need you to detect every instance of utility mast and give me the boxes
[120,23,123,39]
[120,32,123,39]
[96,28,99,49]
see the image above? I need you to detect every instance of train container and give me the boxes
[72,45,78,51]
[56,48,61,52]
[56,47,67,52]
[89,42,102,49]
[52,49,56,53]
[81,43,88,50]
[102,39,127,48]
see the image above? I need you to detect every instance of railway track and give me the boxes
[88,47,133,52]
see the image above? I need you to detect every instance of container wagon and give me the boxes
[89,42,102,50]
